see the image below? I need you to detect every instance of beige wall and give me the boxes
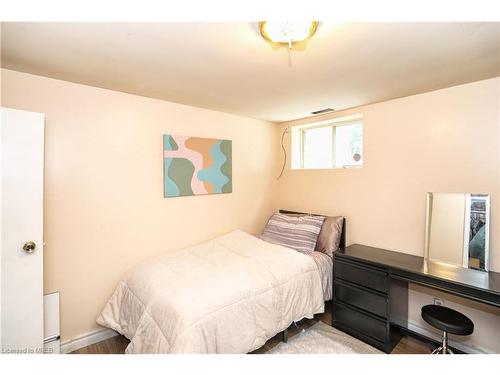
[276,77,500,352]
[1,69,280,342]
[278,77,500,270]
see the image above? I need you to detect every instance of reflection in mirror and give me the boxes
[425,193,490,272]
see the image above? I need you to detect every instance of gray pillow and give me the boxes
[261,212,325,254]
[315,216,344,257]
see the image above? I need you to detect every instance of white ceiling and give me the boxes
[1,22,499,122]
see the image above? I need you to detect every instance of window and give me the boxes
[291,116,363,169]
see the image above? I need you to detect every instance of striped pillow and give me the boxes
[261,213,325,254]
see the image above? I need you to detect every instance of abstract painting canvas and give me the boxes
[163,134,232,197]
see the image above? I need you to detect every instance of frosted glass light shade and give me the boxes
[259,21,318,45]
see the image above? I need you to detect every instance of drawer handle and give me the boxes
[335,259,388,276]
[334,278,388,297]
[334,300,387,323]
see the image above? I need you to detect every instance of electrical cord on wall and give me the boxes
[277,126,290,179]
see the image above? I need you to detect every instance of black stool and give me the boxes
[421,305,474,354]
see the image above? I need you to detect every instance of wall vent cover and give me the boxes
[311,108,335,115]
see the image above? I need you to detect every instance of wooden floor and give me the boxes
[71,302,434,354]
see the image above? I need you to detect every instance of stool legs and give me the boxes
[431,331,453,354]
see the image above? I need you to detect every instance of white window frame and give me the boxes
[292,115,363,170]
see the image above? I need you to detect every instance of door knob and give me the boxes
[22,241,36,254]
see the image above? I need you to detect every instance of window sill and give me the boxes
[290,166,363,171]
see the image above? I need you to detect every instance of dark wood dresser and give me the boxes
[333,253,406,353]
[332,244,500,354]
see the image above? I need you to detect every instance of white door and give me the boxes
[1,107,44,353]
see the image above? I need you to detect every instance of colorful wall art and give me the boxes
[163,134,232,197]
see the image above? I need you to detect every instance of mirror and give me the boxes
[425,192,490,271]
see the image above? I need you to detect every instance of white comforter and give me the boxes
[97,230,324,354]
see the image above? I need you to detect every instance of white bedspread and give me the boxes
[97,230,324,354]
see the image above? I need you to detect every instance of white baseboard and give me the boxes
[406,320,489,354]
[60,328,118,354]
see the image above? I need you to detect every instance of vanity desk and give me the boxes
[332,244,500,353]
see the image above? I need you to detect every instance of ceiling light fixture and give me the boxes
[259,21,319,49]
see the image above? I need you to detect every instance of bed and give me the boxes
[97,210,345,354]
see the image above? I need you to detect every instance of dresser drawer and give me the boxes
[334,280,388,318]
[333,303,388,344]
[334,259,389,293]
